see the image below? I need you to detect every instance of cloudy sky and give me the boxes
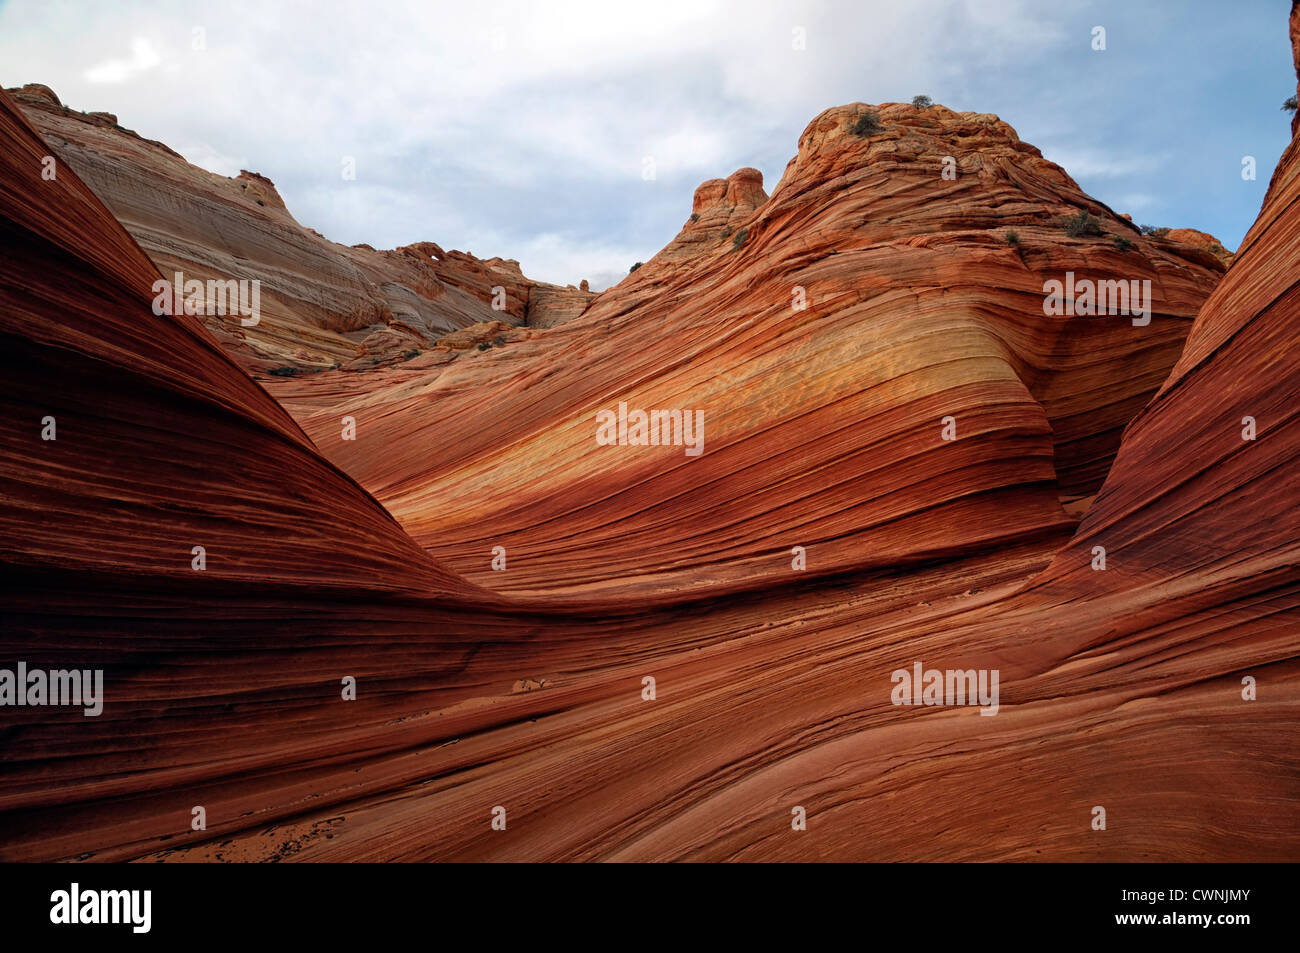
[0,0,1293,290]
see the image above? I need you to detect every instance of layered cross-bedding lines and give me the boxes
[0,6,1296,863]
[266,104,1225,600]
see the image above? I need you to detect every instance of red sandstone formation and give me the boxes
[239,57,1300,858]
[6,85,594,374]
[271,102,1226,600]
[1163,227,1234,266]
[0,6,1297,865]
[0,86,520,860]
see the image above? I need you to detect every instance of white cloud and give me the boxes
[508,232,645,292]
[0,1,1079,285]
[173,141,246,178]
[1040,149,1169,180]
[84,36,162,84]
[0,0,1275,282]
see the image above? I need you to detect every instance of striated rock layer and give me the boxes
[0,5,1297,865]
[7,84,594,375]
[0,86,547,860]
[271,103,1226,600]
[215,63,1299,860]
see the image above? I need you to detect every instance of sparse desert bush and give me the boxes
[1284,95,1298,112]
[1062,211,1104,237]
[403,348,420,359]
[629,261,642,273]
[732,226,749,250]
[1111,235,1133,252]
[1004,230,1020,246]
[1139,224,1171,238]
[267,366,298,377]
[851,109,882,136]
[912,94,932,109]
